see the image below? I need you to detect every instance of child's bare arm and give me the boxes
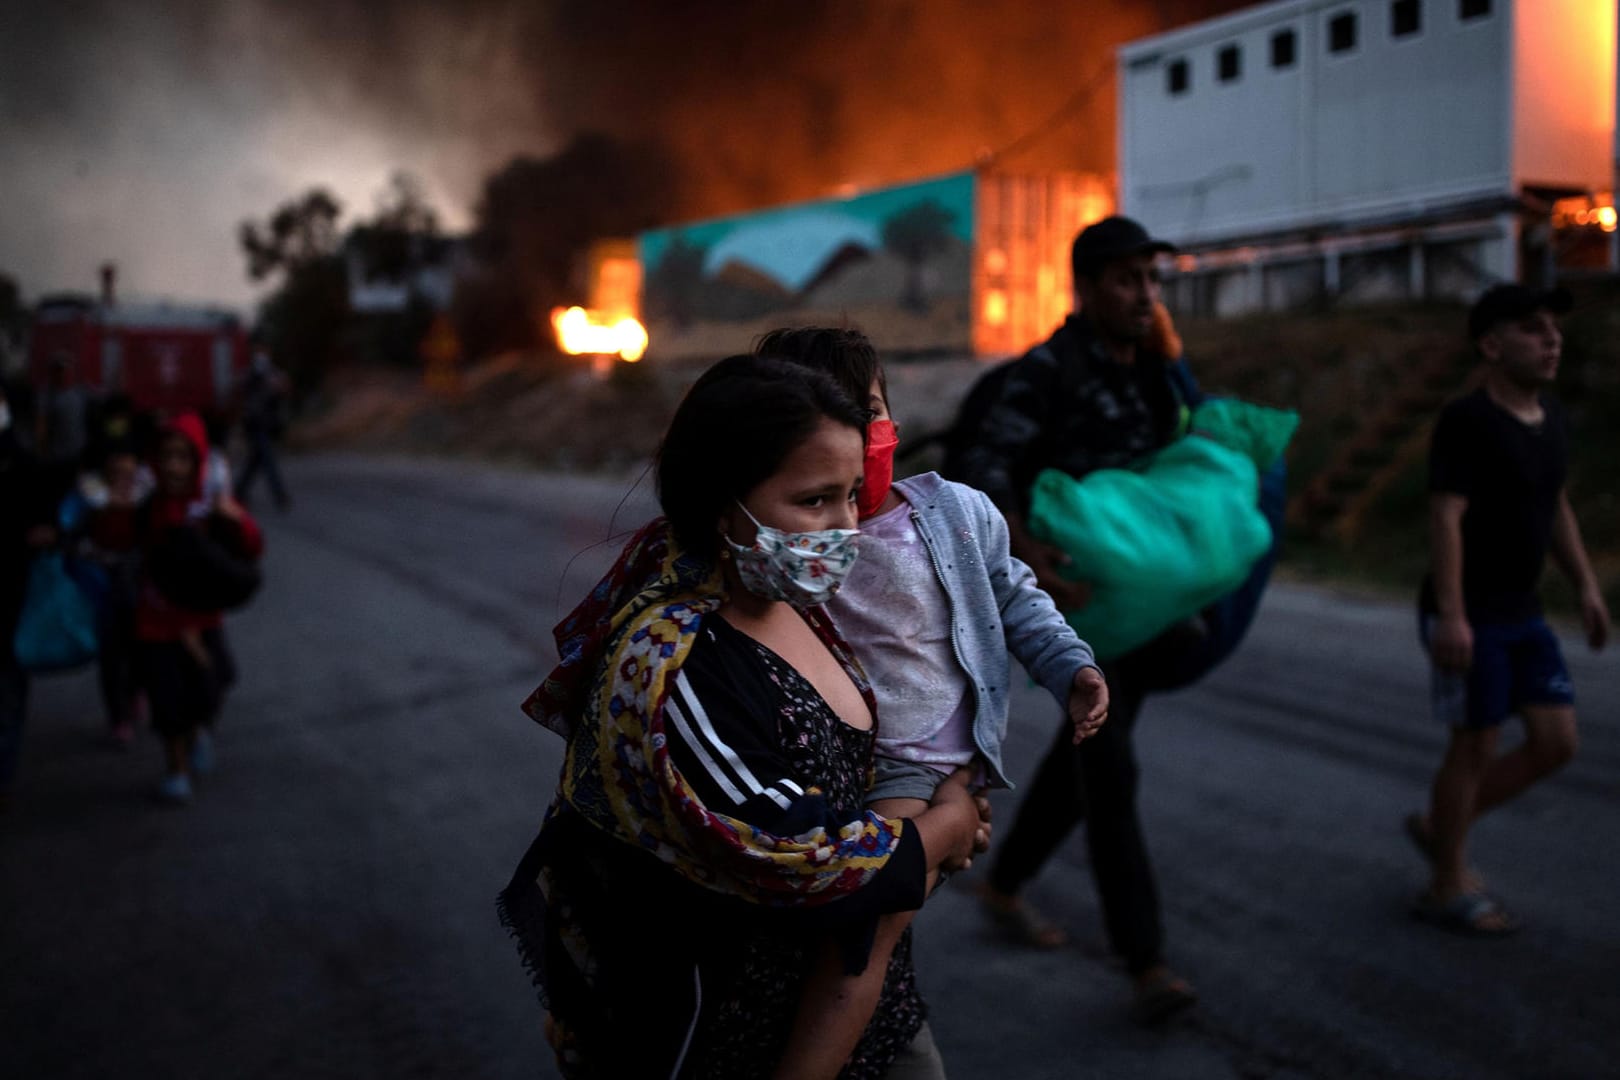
[772,781,985,1080]
[772,798,924,1080]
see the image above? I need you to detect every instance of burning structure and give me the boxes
[1119,0,1618,315]
[550,239,648,368]
[534,0,1613,362]
[571,170,1111,364]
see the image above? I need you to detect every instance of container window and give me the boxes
[1271,28,1297,68]
[1217,44,1242,82]
[1392,0,1421,36]
[1328,11,1358,53]
[1167,58,1190,95]
[1459,0,1490,19]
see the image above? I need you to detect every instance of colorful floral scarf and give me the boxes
[521,518,907,906]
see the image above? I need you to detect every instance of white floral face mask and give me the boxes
[724,501,860,609]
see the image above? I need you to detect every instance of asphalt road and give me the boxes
[3,454,1617,1079]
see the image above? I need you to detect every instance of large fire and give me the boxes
[551,305,649,362]
[1552,192,1617,233]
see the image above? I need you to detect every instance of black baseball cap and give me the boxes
[1467,283,1572,340]
[1071,215,1176,278]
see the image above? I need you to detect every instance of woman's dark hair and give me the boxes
[657,353,865,561]
[753,327,886,419]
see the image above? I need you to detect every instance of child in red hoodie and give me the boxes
[137,413,262,804]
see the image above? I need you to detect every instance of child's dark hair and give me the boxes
[753,327,886,419]
[657,354,865,561]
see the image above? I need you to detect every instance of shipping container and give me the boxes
[635,170,1112,362]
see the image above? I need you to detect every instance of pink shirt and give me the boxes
[829,496,976,773]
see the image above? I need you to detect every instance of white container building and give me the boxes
[1118,0,1616,315]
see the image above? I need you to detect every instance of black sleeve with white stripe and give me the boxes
[663,637,926,922]
[664,668,817,831]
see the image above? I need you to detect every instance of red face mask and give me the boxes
[857,419,899,518]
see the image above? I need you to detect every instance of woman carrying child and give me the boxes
[500,355,989,1078]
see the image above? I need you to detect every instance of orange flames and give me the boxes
[1553,192,1617,233]
[551,242,647,363]
[551,305,649,362]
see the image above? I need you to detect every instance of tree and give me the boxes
[254,256,349,396]
[460,133,682,359]
[241,177,456,387]
[881,199,956,312]
[240,189,348,394]
[239,189,343,283]
[347,171,448,285]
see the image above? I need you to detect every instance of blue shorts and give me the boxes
[1420,615,1575,729]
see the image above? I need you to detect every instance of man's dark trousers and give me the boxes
[988,657,1163,975]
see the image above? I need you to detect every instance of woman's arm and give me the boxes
[663,663,928,917]
[771,774,987,1080]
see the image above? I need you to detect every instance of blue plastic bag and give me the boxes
[12,553,100,672]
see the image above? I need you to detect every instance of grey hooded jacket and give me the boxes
[884,471,1097,789]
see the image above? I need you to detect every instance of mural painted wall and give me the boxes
[639,171,977,359]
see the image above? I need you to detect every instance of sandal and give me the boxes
[975,883,1069,949]
[1411,890,1522,937]
[1131,968,1198,1025]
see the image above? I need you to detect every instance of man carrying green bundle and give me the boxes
[1027,395,1296,661]
[956,215,1281,1024]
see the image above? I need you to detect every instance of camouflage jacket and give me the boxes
[956,315,1201,517]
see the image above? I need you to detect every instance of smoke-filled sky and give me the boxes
[0,0,1244,313]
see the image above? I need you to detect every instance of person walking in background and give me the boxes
[137,413,262,805]
[60,438,154,747]
[37,352,92,484]
[234,348,291,511]
[1406,284,1610,936]
[955,215,1205,1024]
[0,383,62,811]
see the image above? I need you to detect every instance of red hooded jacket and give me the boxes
[136,412,263,641]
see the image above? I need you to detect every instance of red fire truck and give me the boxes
[27,292,250,416]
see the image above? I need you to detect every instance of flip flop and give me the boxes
[1411,890,1522,938]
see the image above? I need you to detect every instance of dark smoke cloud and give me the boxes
[527,0,1250,218]
[0,0,1244,308]
[0,0,553,307]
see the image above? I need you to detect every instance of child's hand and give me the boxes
[1067,666,1109,744]
[213,494,246,522]
[929,767,988,872]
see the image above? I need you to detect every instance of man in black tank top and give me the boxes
[1409,284,1610,937]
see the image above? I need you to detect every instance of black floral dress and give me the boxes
[670,616,928,1078]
